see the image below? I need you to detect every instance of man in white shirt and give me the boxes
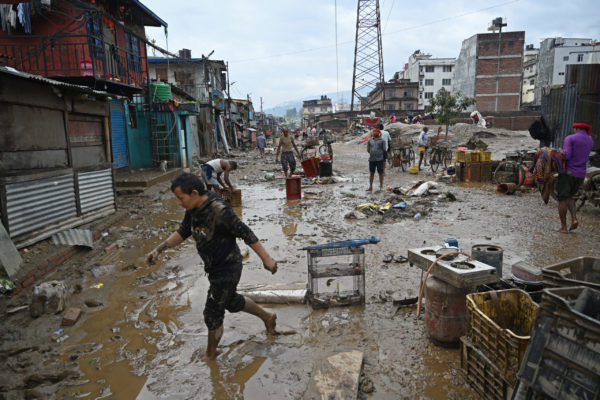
[378,123,391,169]
[417,127,430,170]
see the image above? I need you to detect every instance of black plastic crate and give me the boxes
[516,287,600,400]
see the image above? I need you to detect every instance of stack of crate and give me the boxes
[461,289,539,400]
[455,150,492,182]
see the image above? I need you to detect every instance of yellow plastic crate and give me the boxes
[456,151,466,162]
[465,151,480,163]
[480,151,492,162]
[466,289,538,385]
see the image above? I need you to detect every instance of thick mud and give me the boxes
[1,130,599,399]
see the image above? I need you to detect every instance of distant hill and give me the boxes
[264,90,354,116]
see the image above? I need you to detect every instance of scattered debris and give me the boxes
[51,229,94,249]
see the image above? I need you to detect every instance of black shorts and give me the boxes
[369,160,385,174]
[556,173,583,201]
[204,266,245,330]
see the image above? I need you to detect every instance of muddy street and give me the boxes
[2,134,600,400]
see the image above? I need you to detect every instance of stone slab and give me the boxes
[0,222,22,278]
[304,350,363,400]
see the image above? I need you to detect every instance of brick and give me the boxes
[62,307,82,326]
[21,276,35,288]
[10,286,23,297]
[49,255,60,264]
[35,268,47,279]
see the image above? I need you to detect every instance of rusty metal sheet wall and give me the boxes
[542,84,577,149]
[543,65,600,149]
[5,174,77,237]
[78,169,115,214]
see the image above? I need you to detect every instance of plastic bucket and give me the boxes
[301,158,319,178]
[319,160,332,177]
[286,177,301,200]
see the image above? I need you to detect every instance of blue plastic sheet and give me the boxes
[302,236,379,250]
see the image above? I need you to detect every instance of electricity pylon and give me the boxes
[350,0,385,112]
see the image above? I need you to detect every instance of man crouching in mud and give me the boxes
[146,173,278,361]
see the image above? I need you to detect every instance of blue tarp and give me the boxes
[302,237,379,250]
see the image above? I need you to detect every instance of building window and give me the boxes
[419,92,422,98]
[425,66,434,73]
[404,91,411,97]
[156,67,168,82]
[424,92,433,99]
[443,65,453,72]
[405,103,414,110]
[387,90,396,97]
[387,104,394,110]
[442,78,451,85]
[530,79,534,85]
[419,66,423,72]
[320,107,326,112]
[563,56,569,61]
[425,79,434,86]
[86,13,104,59]
[577,54,584,62]
[125,32,142,72]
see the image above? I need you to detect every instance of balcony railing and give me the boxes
[175,83,210,104]
[0,35,147,88]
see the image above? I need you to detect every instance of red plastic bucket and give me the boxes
[286,177,301,200]
[301,158,319,178]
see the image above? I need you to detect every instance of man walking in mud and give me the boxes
[275,127,301,177]
[367,128,386,192]
[555,122,594,233]
[146,173,278,361]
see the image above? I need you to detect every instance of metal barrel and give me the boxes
[424,276,469,346]
[471,244,504,277]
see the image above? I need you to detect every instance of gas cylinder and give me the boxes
[424,276,468,346]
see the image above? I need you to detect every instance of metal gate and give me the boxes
[110,99,129,168]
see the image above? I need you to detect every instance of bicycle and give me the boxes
[300,135,334,160]
[429,142,453,172]
[390,137,415,172]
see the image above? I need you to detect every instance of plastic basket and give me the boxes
[466,289,539,385]
[480,151,492,162]
[542,256,600,290]
[460,337,513,400]
[516,286,600,400]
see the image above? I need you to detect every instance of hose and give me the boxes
[416,251,472,318]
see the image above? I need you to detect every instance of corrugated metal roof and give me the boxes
[0,66,110,97]
[51,229,94,249]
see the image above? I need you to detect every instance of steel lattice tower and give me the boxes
[350,0,385,112]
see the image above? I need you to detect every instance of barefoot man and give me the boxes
[146,173,278,360]
[555,122,594,233]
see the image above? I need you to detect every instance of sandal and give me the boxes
[394,255,408,263]
[383,254,393,263]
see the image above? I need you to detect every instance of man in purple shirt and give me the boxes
[556,122,594,233]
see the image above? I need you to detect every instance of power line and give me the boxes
[228,0,520,64]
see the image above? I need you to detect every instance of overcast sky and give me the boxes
[142,0,599,110]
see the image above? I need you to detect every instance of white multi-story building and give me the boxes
[522,45,539,105]
[394,50,456,110]
[535,37,600,105]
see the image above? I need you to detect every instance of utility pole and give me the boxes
[260,97,263,114]
[351,0,385,113]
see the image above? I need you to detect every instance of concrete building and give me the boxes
[365,80,419,113]
[302,96,333,127]
[534,37,600,105]
[454,31,525,112]
[522,45,539,105]
[394,50,456,109]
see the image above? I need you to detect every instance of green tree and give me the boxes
[425,87,475,136]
